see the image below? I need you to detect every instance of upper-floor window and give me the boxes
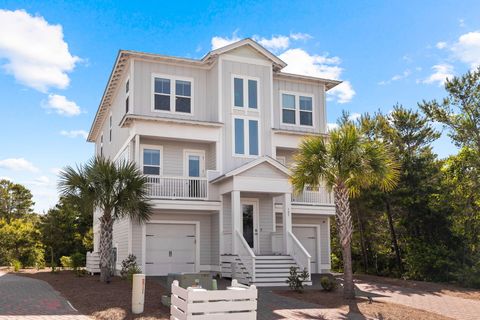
[281,93,314,127]
[233,76,258,110]
[234,117,259,157]
[153,75,193,114]
[143,148,161,175]
[100,134,103,157]
[125,78,130,113]
[109,114,112,142]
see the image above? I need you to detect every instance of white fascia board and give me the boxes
[233,176,292,194]
[132,119,221,142]
[150,199,221,211]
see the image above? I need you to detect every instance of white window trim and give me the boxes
[141,144,164,176]
[232,116,261,158]
[231,74,260,114]
[99,133,103,157]
[109,113,113,143]
[151,73,195,115]
[125,77,130,114]
[280,91,315,128]
[276,156,286,165]
[183,149,206,177]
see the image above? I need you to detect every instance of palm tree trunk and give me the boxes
[99,213,114,283]
[334,184,355,299]
[354,201,369,273]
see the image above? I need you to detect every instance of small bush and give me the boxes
[71,252,85,271]
[127,265,142,281]
[286,266,310,292]
[320,276,336,291]
[11,259,22,272]
[120,254,138,279]
[60,256,73,269]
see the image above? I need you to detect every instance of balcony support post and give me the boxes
[231,190,241,254]
[282,192,292,255]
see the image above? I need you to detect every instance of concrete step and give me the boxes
[255,272,291,277]
[255,255,292,260]
[255,263,296,268]
[254,268,292,273]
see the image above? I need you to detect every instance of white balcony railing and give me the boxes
[146,176,208,200]
[292,186,334,205]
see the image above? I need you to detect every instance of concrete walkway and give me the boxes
[0,271,90,320]
[355,279,480,320]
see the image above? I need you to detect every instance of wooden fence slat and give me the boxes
[188,311,257,320]
[187,300,257,313]
[170,305,187,320]
[188,288,257,301]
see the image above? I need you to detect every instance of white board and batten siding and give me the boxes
[112,217,130,271]
[171,279,257,320]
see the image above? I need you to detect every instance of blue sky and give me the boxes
[1,0,480,212]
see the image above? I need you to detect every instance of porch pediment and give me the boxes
[212,157,292,194]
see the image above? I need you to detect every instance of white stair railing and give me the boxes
[146,176,208,199]
[287,231,311,280]
[235,230,256,283]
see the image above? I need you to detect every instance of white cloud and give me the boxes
[459,19,466,28]
[30,175,52,186]
[50,167,64,176]
[436,41,447,49]
[327,123,339,131]
[211,32,241,50]
[378,69,411,85]
[348,113,361,122]
[43,94,81,116]
[0,9,80,92]
[290,32,313,41]
[60,129,88,139]
[0,158,38,172]
[254,35,290,52]
[451,31,480,68]
[0,176,12,181]
[279,48,354,103]
[423,63,454,86]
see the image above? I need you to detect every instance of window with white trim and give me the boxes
[109,114,112,142]
[234,117,259,156]
[233,76,258,110]
[100,134,103,157]
[281,93,314,127]
[143,148,161,175]
[153,76,192,114]
[125,78,130,113]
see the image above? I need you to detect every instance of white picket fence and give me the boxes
[170,279,258,320]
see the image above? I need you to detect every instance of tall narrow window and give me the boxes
[175,80,191,113]
[153,78,170,111]
[125,96,129,113]
[109,115,112,142]
[143,149,161,175]
[248,80,258,109]
[100,134,103,157]
[248,120,259,155]
[234,78,244,107]
[282,94,296,124]
[125,79,130,113]
[299,96,313,126]
[234,118,245,154]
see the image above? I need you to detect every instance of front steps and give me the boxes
[221,254,312,287]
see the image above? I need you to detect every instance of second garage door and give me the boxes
[293,226,318,273]
[145,223,196,276]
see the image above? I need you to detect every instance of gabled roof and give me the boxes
[211,156,291,183]
[202,38,287,71]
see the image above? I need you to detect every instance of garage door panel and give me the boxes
[145,223,196,276]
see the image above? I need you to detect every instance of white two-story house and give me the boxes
[87,38,340,286]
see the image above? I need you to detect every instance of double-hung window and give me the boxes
[153,76,193,114]
[281,93,314,127]
[143,148,161,175]
[234,117,259,156]
[233,76,258,110]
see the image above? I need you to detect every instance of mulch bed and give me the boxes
[275,289,454,320]
[15,269,169,320]
[354,274,480,301]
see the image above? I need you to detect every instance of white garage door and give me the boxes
[145,223,196,276]
[293,226,317,273]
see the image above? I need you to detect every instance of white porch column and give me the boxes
[282,193,292,254]
[231,190,241,254]
[134,134,140,168]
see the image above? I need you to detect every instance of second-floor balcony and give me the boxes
[146,176,208,200]
[292,186,334,205]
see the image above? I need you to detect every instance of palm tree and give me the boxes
[58,157,152,282]
[291,122,399,299]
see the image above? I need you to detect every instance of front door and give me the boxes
[241,200,259,254]
[185,151,205,197]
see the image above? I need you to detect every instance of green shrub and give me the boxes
[11,259,22,272]
[320,276,336,291]
[127,265,142,281]
[60,255,72,269]
[286,266,310,292]
[120,254,138,279]
[70,252,85,270]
